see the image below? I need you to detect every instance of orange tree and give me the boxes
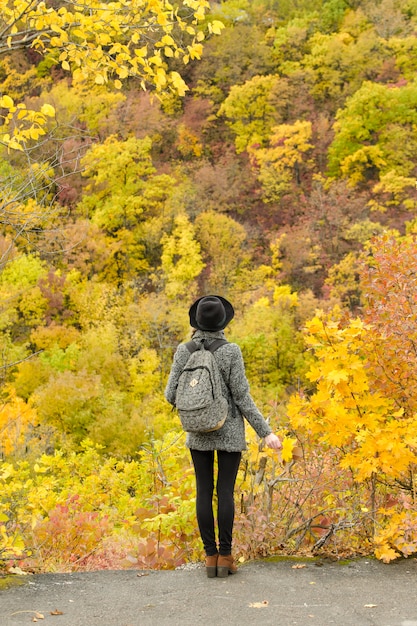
[287,233,417,562]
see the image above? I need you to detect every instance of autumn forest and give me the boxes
[1,0,417,571]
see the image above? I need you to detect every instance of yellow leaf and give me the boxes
[210,20,225,35]
[98,32,111,46]
[281,437,297,463]
[326,369,349,384]
[40,103,55,117]
[164,46,174,57]
[149,53,162,67]
[7,138,23,151]
[170,71,188,97]
[161,35,175,46]
[114,79,122,90]
[135,46,148,58]
[72,29,85,39]
[62,60,70,71]
[0,95,14,108]
[188,42,203,59]
[29,127,42,140]
[375,545,400,563]
[95,73,105,85]
[157,11,168,26]
[155,68,167,89]
[117,66,129,79]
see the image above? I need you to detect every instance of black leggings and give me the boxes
[190,449,242,557]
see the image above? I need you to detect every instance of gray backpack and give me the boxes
[175,339,229,433]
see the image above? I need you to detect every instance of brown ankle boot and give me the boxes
[205,554,218,578]
[217,554,237,577]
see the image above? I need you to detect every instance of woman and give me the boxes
[164,295,282,578]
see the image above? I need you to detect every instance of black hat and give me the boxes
[189,295,234,331]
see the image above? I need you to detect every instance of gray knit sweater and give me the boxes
[164,329,272,452]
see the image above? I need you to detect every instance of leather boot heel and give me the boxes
[205,554,218,578]
[216,565,229,578]
[217,554,237,577]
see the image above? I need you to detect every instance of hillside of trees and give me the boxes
[1,0,417,571]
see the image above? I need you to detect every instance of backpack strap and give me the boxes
[185,339,228,354]
[185,340,200,354]
[184,339,237,418]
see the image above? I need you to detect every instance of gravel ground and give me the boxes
[1,557,417,626]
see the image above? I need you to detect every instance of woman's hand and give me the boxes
[264,433,282,450]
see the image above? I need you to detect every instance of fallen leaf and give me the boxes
[249,600,269,608]
[123,555,138,564]
[50,609,64,615]
[8,566,28,575]
[364,604,378,608]
[292,564,307,569]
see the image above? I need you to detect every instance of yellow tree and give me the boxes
[249,120,314,202]
[0,0,224,149]
[218,74,294,154]
[77,134,177,282]
[160,213,204,299]
[327,80,417,202]
[287,311,417,561]
[194,210,247,292]
[0,387,39,457]
[0,0,224,289]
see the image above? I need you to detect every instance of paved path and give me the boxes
[1,558,416,625]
